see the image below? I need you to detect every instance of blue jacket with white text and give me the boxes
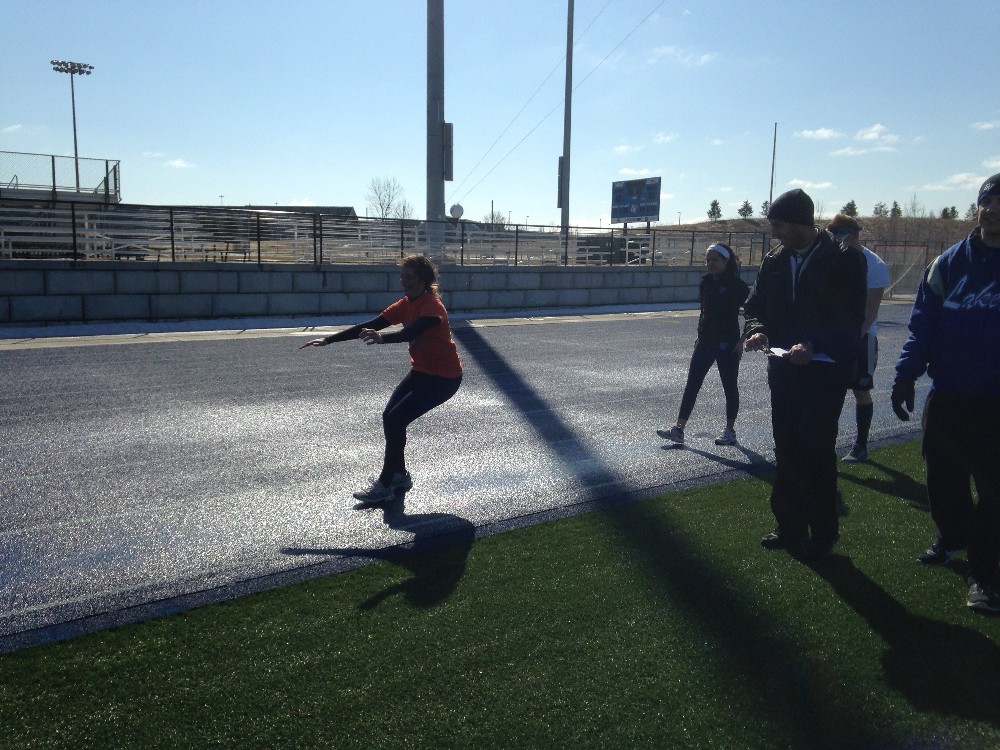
[895,228,1000,395]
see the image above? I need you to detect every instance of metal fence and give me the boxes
[0,202,772,267]
[0,200,968,296]
[0,151,121,203]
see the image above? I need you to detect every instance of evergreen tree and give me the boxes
[708,200,722,221]
[841,200,859,217]
[872,202,889,217]
[965,203,979,221]
[760,200,770,217]
[737,200,754,219]
[890,201,903,218]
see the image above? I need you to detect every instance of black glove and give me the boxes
[891,379,915,421]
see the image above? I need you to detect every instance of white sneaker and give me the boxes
[714,429,737,446]
[657,426,684,443]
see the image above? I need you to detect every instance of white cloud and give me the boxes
[972,121,1000,131]
[142,150,164,158]
[855,124,898,144]
[2,124,23,134]
[164,159,194,169]
[831,146,867,157]
[613,144,640,155]
[984,156,1000,169]
[921,172,985,191]
[711,139,724,146]
[649,45,716,67]
[787,179,834,190]
[653,132,678,144]
[619,168,652,176]
[794,128,843,140]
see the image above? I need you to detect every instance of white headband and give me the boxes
[707,243,731,260]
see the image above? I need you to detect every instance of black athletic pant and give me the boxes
[767,359,848,544]
[380,369,462,484]
[678,339,742,424]
[922,390,1000,586]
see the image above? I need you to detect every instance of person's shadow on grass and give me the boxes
[808,555,1000,726]
[282,492,475,610]
[838,457,929,511]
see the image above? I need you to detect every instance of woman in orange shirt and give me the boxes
[300,254,462,504]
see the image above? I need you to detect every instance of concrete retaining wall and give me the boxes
[0,260,758,326]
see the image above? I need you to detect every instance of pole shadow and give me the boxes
[451,323,889,748]
[282,492,474,610]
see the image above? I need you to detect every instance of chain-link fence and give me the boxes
[0,151,120,201]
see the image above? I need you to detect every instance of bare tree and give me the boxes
[481,208,508,231]
[394,200,415,221]
[366,176,408,220]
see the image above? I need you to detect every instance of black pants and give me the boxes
[922,390,1000,586]
[767,360,848,543]
[678,339,742,423]
[380,369,462,483]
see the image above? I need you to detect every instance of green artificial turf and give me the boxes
[2,440,999,749]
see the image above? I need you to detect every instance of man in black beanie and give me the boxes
[892,172,1000,611]
[743,188,867,560]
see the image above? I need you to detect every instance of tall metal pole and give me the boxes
[769,122,777,205]
[51,60,94,193]
[559,0,574,244]
[69,73,80,191]
[426,1,445,225]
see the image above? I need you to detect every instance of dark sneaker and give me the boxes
[841,446,868,463]
[657,426,684,444]
[967,582,1000,612]
[388,471,413,491]
[352,480,394,504]
[917,542,962,566]
[760,531,806,553]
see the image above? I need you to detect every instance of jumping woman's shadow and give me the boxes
[282,491,475,610]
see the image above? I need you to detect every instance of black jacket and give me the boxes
[743,229,866,380]
[697,272,750,343]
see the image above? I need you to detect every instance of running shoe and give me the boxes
[657,426,684,444]
[714,429,737,446]
[967,582,1000,612]
[352,480,394,504]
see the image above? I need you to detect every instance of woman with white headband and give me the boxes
[658,242,749,446]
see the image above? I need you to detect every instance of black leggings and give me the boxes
[678,339,742,423]
[380,369,462,483]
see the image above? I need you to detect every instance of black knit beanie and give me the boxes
[767,188,815,227]
[978,173,1000,205]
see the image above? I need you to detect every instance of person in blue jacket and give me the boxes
[658,242,749,447]
[892,172,1000,612]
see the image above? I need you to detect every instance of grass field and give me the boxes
[2,440,998,749]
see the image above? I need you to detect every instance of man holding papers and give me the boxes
[743,188,867,560]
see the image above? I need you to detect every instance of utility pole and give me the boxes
[769,122,777,205]
[559,0,574,256]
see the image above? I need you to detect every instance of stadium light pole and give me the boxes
[51,59,94,192]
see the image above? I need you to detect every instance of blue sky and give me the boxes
[3,0,998,228]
